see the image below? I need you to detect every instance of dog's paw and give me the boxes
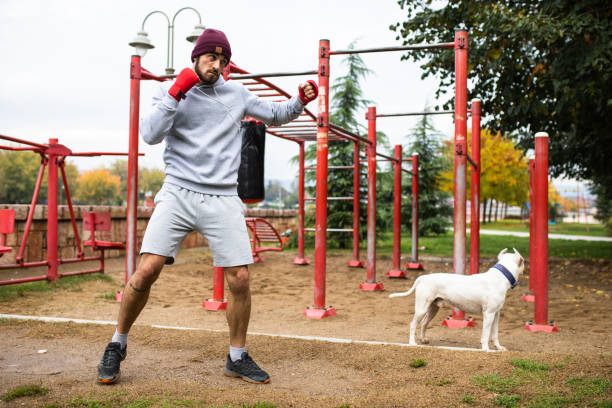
[420,338,430,344]
[495,344,507,351]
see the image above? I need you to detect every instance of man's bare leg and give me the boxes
[225,265,250,348]
[98,253,167,384]
[117,253,167,333]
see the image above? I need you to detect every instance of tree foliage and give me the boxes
[0,151,46,204]
[74,169,121,205]
[391,1,612,199]
[406,114,452,236]
[440,129,529,210]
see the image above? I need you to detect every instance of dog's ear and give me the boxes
[497,248,508,260]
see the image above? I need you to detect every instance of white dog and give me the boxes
[389,248,524,351]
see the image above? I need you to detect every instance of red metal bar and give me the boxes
[203,267,227,310]
[406,153,423,270]
[60,269,103,278]
[0,261,48,270]
[57,255,102,264]
[59,160,83,258]
[534,132,549,325]
[293,141,309,265]
[528,157,536,294]
[329,42,455,55]
[46,139,59,281]
[0,134,47,149]
[0,275,48,286]
[305,39,335,318]
[126,55,142,283]
[470,99,481,275]
[447,29,472,326]
[387,145,405,277]
[348,140,363,267]
[359,107,384,291]
[16,157,47,264]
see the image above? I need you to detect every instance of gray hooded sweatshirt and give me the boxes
[140,76,305,195]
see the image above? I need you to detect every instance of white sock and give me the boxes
[229,346,246,362]
[111,328,128,349]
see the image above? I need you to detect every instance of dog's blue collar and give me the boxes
[493,263,517,289]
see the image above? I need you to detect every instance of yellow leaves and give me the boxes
[74,169,121,205]
[440,128,528,205]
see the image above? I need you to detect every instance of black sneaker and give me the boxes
[97,342,127,384]
[224,352,270,384]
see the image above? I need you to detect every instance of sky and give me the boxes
[0,0,454,182]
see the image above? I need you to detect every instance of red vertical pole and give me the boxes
[293,141,309,265]
[406,153,423,270]
[528,157,536,294]
[525,132,557,332]
[387,145,405,277]
[203,266,227,310]
[348,140,363,267]
[360,107,384,291]
[534,132,549,324]
[444,29,474,327]
[46,139,59,282]
[16,159,46,265]
[470,99,481,275]
[126,55,142,283]
[305,39,335,318]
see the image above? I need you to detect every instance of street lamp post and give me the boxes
[125,8,204,283]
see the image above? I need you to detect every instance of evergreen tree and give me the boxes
[405,114,452,236]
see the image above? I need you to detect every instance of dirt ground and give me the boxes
[1,248,611,407]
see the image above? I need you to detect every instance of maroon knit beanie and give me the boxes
[191,28,232,62]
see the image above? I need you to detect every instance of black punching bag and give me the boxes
[237,120,266,203]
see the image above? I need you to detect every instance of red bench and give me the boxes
[0,209,15,256]
[245,217,288,263]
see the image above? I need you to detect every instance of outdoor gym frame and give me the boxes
[125,29,480,319]
[0,135,139,285]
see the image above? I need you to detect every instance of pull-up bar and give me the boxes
[376,110,454,117]
[330,42,455,55]
[229,70,318,80]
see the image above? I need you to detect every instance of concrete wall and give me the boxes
[0,204,297,265]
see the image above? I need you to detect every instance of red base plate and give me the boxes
[347,260,364,268]
[359,282,385,291]
[523,321,559,332]
[115,291,123,303]
[442,317,476,328]
[386,270,407,278]
[304,306,336,319]
[521,293,535,302]
[406,262,424,270]
[253,256,264,263]
[202,299,227,311]
[293,257,310,265]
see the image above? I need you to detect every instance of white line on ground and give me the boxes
[0,313,497,353]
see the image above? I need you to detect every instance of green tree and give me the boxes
[139,167,165,203]
[74,169,121,205]
[406,114,452,236]
[0,150,47,204]
[391,1,612,200]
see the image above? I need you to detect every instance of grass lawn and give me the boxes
[346,231,612,260]
[479,220,608,237]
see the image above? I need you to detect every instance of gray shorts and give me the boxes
[140,182,254,267]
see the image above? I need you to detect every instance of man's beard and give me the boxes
[194,64,219,85]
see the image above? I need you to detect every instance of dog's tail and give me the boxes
[388,279,419,298]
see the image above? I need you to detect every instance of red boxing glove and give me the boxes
[298,80,319,105]
[168,68,200,101]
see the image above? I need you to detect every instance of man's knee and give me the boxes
[226,266,250,296]
[131,255,165,290]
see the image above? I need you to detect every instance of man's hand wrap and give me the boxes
[168,68,200,101]
[298,80,319,105]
